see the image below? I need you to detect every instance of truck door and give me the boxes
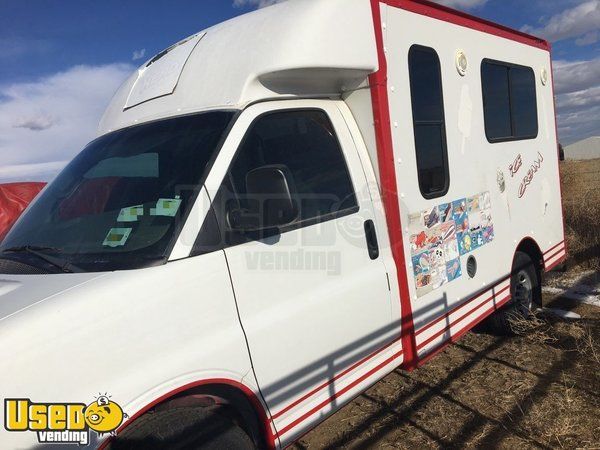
[203,100,398,443]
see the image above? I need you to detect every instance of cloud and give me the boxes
[432,0,488,9]
[13,114,58,131]
[232,0,287,8]
[233,0,488,9]
[575,30,599,46]
[521,0,600,42]
[0,63,133,183]
[553,58,600,144]
[132,48,146,61]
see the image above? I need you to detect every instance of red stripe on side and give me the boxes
[369,0,418,369]
[543,240,565,256]
[278,349,403,437]
[545,247,566,265]
[417,290,511,350]
[549,52,568,261]
[417,294,512,367]
[383,0,549,50]
[271,337,400,421]
[99,378,277,450]
[545,254,567,273]
[415,282,510,338]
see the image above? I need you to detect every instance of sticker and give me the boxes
[117,205,144,222]
[439,203,453,222]
[444,240,460,261]
[409,192,495,297]
[470,230,484,250]
[424,206,440,228]
[457,231,472,255]
[446,258,462,282]
[483,225,495,244]
[150,197,182,217]
[412,251,431,276]
[103,228,132,248]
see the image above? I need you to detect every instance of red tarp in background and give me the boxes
[0,182,46,241]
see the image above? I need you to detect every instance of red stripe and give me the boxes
[278,349,403,436]
[369,0,418,369]
[271,336,400,420]
[549,55,568,262]
[99,378,277,450]
[545,255,567,273]
[415,282,510,337]
[382,0,549,51]
[544,247,566,265]
[417,294,512,366]
[418,291,511,350]
[543,240,565,256]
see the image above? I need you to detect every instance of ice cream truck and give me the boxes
[0,0,566,448]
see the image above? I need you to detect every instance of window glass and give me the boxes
[0,111,234,272]
[511,66,538,138]
[481,60,538,141]
[482,63,512,139]
[211,109,358,248]
[408,45,450,199]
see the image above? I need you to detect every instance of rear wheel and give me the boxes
[108,406,255,450]
[486,251,540,335]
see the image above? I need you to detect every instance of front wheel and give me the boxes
[108,407,256,450]
[486,251,540,335]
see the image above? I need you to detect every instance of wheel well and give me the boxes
[515,238,543,270]
[515,237,544,301]
[142,383,268,449]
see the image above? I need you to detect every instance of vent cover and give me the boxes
[0,259,48,275]
[467,256,477,278]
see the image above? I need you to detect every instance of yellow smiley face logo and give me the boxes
[84,395,124,434]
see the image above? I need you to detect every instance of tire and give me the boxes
[486,251,540,335]
[108,407,255,450]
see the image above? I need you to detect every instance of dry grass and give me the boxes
[560,158,600,270]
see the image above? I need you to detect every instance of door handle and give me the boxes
[364,220,380,260]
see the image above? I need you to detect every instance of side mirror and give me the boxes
[228,165,298,231]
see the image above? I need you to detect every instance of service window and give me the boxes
[194,109,359,253]
[481,59,538,142]
[408,45,450,199]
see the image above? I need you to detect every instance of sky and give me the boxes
[0,0,598,183]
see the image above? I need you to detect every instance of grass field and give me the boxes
[560,158,600,270]
[293,159,600,449]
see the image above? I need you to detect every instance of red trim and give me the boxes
[99,378,277,450]
[417,294,512,366]
[278,349,403,437]
[369,0,418,370]
[417,286,510,347]
[415,282,510,338]
[543,240,565,256]
[549,53,568,261]
[545,247,566,265]
[271,337,400,420]
[381,0,549,51]
[545,254,567,273]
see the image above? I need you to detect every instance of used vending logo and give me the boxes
[4,394,127,445]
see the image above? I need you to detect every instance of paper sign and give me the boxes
[103,228,132,248]
[118,205,144,222]
[150,198,182,217]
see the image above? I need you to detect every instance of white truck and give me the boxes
[0,0,566,448]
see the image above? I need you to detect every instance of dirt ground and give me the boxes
[292,160,600,449]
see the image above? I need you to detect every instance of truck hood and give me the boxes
[0,273,107,322]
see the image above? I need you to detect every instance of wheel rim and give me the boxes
[514,269,533,315]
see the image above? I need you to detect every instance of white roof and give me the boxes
[98,0,377,135]
[565,136,600,160]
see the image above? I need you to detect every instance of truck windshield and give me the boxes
[0,111,235,273]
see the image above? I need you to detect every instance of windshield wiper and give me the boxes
[2,246,81,273]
